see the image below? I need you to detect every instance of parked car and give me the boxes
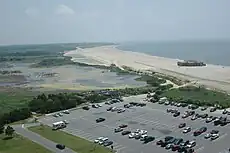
[165,144,173,150]
[143,136,155,144]
[181,103,188,107]
[103,140,113,146]
[182,113,189,118]
[107,107,113,111]
[117,109,125,113]
[210,107,217,112]
[56,144,65,150]
[191,115,198,120]
[121,131,131,135]
[211,134,219,140]
[173,112,180,117]
[179,123,186,128]
[201,107,207,111]
[194,127,207,136]
[140,134,148,141]
[99,137,108,145]
[119,124,128,128]
[222,109,228,114]
[187,140,196,148]
[206,116,213,123]
[164,136,174,142]
[114,127,123,133]
[96,118,105,123]
[156,140,164,145]
[63,110,70,114]
[57,113,63,116]
[128,132,136,139]
[210,130,219,134]
[183,127,191,133]
[82,106,90,110]
[201,113,208,119]
[94,137,104,143]
[53,114,59,117]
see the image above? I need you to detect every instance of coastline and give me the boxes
[64,45,230,93]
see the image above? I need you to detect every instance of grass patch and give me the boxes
[29,125,112,153]
[0,134,51,153]
[162,86,230,107]
[135,75,166,86]
[0,89,35,114]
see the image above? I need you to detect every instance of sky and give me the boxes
[0,0,230,45]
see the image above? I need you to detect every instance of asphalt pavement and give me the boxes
[39,94,230,153]
[13,124,76,153]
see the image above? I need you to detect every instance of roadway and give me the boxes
[13,124,76,153]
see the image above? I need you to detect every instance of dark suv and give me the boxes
[56,144,65,150]
[96,118,105,123]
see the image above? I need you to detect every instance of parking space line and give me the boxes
[214,133,228,142]
[196,146,204,153]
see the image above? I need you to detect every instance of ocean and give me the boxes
[118,40,230,66]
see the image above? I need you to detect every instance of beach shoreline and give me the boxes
[64,45,230,93]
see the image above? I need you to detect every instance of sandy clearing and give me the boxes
[64,46,230,92]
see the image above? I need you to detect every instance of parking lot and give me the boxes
[40,94,230,153]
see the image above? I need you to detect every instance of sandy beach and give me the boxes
[64,45,230,92]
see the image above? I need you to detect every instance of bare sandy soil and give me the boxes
[64,46,230,92]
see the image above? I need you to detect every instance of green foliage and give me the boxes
[162,86,230,107]
[0,89,35,114]
[1,108,31,124]
[28,93,77,114]
[0,70,22,75]
[5,126,14,137]
[30,57,74,68]
[135,75,166,86]
[0,134,51,153]
[0,123,4,134]
[29,125,111,153]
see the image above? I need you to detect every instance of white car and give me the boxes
[53,114,59,117]
[206,117,213,122]
[99,137,108,145]
[96,104,102,107]
[140,134,148,141]
[94,137,104,143]
[211,134,219,140]
[204,133,211,139]
[187,140,196,148]
[128,133,136,138]
[63,110,70,114]
[176,103,181,107]
[58,113,63,116]
[139,130,147,135]
[63,120,69,124]
[111,107,117,112]
[164,101,170,105]
[183,127,191,133]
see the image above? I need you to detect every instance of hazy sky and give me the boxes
[0,0,230,45]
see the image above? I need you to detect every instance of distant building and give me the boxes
[177,60,206,67]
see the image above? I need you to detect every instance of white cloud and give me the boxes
[25,8,40,17]
[55,4,75,15]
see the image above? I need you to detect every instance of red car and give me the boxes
[119,124,128,128]
[171,145,180,151]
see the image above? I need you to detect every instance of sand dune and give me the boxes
[64,46,230,92]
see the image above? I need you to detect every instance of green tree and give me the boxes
[5,126,14,137]
[0,123,4,134]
